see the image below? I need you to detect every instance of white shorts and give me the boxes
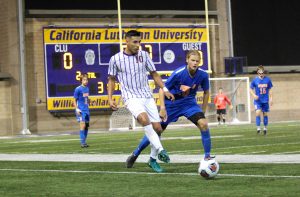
[125,98,160,123]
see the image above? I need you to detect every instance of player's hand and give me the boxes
[75,108,81,115]
[229,105,233,110]
[159,107,168,122]
[254,95,259,100]
[270,100,273,106]
[109,100,118,111]
[164,91,175,101]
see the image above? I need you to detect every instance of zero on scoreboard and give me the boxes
[43,26,209,112]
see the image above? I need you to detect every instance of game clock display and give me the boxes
[43,26,209,111]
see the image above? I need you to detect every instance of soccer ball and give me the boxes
[198,158,220,179]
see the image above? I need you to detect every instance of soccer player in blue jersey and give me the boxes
[126,50,213,172]
[250,65,273,135]
[74,73,90,148]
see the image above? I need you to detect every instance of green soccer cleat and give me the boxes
[158,150,170,163]
[148,159,163,173]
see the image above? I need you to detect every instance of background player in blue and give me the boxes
[74,73,90,148]
[126,50,212,172]
[250,65,273,135]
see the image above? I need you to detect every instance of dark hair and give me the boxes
[80,73,88,82]
[125,30,141,38]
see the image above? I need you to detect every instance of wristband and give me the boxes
[163,87,169,92]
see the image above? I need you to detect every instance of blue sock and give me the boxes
[256,116,261,127]
[84,129,88,144]
[79,130,85,144]
[133,135,150,156]
[200,129,211,158]
[264,116,268,126]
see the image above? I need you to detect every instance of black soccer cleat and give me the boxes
[257,129,261,134]
[126,154,138,168]
[263,129,267,135]
[81,144,89,148]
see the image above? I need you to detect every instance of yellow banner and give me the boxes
[44,27,207,44]
[47,93,209,111]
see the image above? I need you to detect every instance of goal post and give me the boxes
[109,77,251,131]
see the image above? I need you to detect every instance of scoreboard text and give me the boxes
[43,26,209,111]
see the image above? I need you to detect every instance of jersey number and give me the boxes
[260,87,267,94]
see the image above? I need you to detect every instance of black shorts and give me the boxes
[217,109,226,115]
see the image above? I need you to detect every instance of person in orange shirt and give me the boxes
[214,87,233,125]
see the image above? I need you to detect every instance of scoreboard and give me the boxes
[43,26,209,112]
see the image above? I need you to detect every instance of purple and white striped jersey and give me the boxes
[108,50,156,101]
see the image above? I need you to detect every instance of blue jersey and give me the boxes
[250,76,273,103]
[165,66,209,105]
[74,85,89,112]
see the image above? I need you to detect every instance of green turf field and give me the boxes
[0,122,299,196]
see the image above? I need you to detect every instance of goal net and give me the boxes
[109,77,251,131]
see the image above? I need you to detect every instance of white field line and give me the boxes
[169,141,300,154]
[162,135,243,140]
[0,154,300,163]
[240,151,267,154]
[7,139,79,143]
[216,142,300,150]
[0,168,299,179]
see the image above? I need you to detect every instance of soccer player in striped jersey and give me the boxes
[74,73,90,148]
[108,30,174,172]
[250,65,273,135]
[126,50,213,171]
[214,87,233,125]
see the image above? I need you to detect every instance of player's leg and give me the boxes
[147,143,163,173]
[184,103,212,160]
[126,124,168,168]
[77,112,87,148]
[254,102,262,134]
[83,113,90,147]
[144,98,170,164]
[222,109,227,125]
[216,110,221,125]
[262,103,270,135]
[126,98,169,167]
[188,112,211,159]
[79,121,87,148]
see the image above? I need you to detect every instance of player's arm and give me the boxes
[213,95,217,104]
[201,73,210,114]
[73,89,81,115]
[107,75,118,110]
[269,88,273,106]
[107,57,118,110]
[150,71,174,101]
[158,88,167,122]
[202,90,210,113]
[250,88,258,100]
[250,81,259,100]
[268,79,274,106]
[225,96,233,109]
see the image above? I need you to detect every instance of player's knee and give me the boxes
[255,110,261,116]
[263,112,268,116]
[197,119,208,130]
[137,113,150,126]
[152,123,163,134]
[80,122,86,130]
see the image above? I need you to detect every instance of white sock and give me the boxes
[150,144,158,160]
[264,127,267,130]
[257,127,261,130]
[144,125,163,152]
